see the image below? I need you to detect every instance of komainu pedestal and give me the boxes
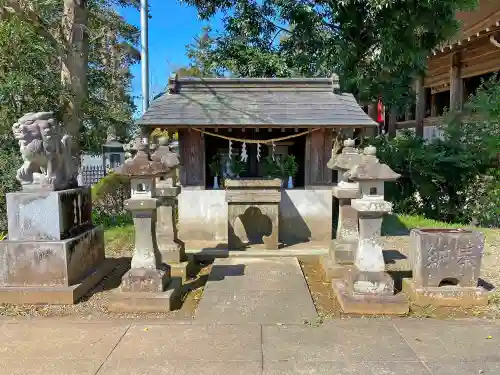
[402,228,488,307]
[0,188,110,304]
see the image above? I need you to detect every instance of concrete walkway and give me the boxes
[195,258,318,324]
[1,318,499,374]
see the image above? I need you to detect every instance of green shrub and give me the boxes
[91,173,131,225]
[0,138,21,232]
[361,76,500,227]
[466,169,500,228]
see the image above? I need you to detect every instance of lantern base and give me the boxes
[107,277,182,313]
[401,278,488,308]
[332,269,409,315]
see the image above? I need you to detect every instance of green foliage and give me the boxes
[208,153,222,177]
[92,211,132,228]
[361,76,500,227]
[0,231,6,241]
[0,16,60,135]
[182,0,477,109]
[465,169,500,228]
[0,1,139,154]
[262,155,282,178]
[283,155,299,177]
[0,136,21,232]
[91,172,131,219]
[229,158,247,177]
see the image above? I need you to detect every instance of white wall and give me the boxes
[178,189,333,245]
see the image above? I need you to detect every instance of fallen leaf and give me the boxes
[144,328,149,332]
[486,335,492,339]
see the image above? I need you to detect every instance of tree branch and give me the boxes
[263,17,291,34]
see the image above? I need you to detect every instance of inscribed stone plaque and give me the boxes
[411,228,484,288]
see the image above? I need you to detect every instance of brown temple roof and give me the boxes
[136,75,377,128]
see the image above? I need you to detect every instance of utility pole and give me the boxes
[140,0,150,144]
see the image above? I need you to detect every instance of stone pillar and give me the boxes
[331,146,409,315]
[151,136,191,280]
[321,139,363,279]
[108,144,182,313]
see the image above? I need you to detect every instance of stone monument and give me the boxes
[321,139,363,279]
[151,137,192,281]
[108,143,181,312]
[402,228,488,307]
[332,146,409,315]
[0,112,110,304]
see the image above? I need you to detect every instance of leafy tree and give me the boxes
[0,0,140,156]
[0,1,139,230]
[180,0,477,110]
[185,25,221,77]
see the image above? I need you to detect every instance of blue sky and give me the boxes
[118,1,223,116]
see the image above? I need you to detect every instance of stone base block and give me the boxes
[159,242,187,264]
[7,187,92,241]
[402,278,488,307]
[169,261,194,283]
[0,259,115,304]
[120,268,171,293]
[333,279,409,315]
[332,240,356,265]
[107,278,182,313]
[319,255,354,280]
[0,226,105,289]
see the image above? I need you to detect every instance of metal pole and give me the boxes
[140,0,150,144]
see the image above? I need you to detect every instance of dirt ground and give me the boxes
[1,230,498,321]
[299,233,500,320]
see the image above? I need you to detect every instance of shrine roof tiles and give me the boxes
[136,76,377,128]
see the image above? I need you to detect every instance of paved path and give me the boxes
[1,318,499,374]
[195,258,318,324]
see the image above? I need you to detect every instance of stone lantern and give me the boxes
[332,146,409,315]
[151,137,191,281]
[322,138,363,279]
[108,143,181,312]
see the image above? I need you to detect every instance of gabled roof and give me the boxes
[136,75,377,128]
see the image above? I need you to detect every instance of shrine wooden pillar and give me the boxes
[304,128,333,187]
[178,129,206,188]
[450,52,463,111]
[415,76,426,138]
[430,94,437,117]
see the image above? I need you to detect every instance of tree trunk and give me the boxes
[61,0,89,160]
[387,107,398,138]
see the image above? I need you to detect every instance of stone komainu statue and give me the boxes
[12,112,78,190]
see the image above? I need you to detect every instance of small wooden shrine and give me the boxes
[136,75,376,252]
